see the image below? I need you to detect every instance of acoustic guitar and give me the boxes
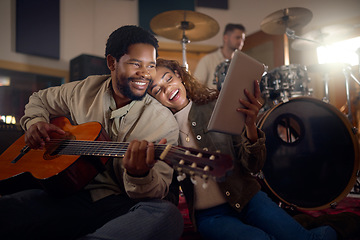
[0,117,233,197]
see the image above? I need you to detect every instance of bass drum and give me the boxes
[257,97,359,210]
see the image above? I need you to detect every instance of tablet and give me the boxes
[207,50,265,135]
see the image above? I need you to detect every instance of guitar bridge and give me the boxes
[11,145,30,163]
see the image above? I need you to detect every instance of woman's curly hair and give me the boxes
[156,58,219,105]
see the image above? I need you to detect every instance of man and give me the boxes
[0,25,183,240]
[194,23,246,89]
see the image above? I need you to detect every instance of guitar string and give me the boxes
[46,140,189,156]
[45,140,217,173]
[45,140,219,177]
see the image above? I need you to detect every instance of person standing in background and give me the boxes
[194,23,246,89]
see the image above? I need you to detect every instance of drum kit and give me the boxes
[257,7,360,211]
[150,8,360,211]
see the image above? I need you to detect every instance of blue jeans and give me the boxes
[195,191,337,240]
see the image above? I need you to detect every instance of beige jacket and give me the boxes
[20,75,179,201]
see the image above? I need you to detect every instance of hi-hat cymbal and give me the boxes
[150,10,219,42]
[261,7,313,35]
[291,24,355,50]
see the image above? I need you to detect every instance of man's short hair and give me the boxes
[223,23,246,35]
[105,25,159,61]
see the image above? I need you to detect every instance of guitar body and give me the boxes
[0,117,111,197]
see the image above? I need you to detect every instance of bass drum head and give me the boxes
[257,97,359,210]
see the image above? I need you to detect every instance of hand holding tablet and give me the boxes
[207,50,265,135]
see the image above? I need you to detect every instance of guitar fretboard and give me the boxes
[49,139,177,159]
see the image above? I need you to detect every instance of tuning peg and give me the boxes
[202,174,209,181]
[201,165,210,182]
[190,176,197,185]
[177,173,186,182]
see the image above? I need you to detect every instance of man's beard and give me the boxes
[117,76,150,101]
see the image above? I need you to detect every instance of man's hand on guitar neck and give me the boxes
[123,138,167,177]
[25,121,66,149]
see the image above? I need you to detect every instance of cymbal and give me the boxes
[306,63,347,73]
[291,24,355,50]
[150,10,220,42]
[261,7,313,35]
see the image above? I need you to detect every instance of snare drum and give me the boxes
[257,97,359,210]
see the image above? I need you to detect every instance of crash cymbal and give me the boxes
[291,24,355,50]
[261,7,313,35]
[150,10,219,42]
[306,62,347,73]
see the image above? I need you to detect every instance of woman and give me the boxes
[148,58,338,240]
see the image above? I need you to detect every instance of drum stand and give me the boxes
[286,28,323,46]
[348,48,360,196]
[179,19,191,72]
[322,73,330,103]
[340,58,360,197]
[286,28,332,103]
[181,32,190,72]
[342,65,360,124]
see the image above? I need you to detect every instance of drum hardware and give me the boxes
[342,64,360,124]
[150,10,219,71]
[329,202,338,209]
[291,24,355,51]
[356,48,360,76]
[350,170,360,195]
[286,28,323,47]
[213,59,231,91]
[322,73,330,103]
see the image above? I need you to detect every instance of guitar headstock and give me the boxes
[156,145,233,183]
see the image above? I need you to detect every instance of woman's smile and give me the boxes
[169,89,180,101]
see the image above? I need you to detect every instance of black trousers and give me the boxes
[0,189,136,240]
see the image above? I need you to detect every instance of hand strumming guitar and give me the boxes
[25,122,66,149]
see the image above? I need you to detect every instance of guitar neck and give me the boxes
[49,139,166,159]
[46,139,233,181]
